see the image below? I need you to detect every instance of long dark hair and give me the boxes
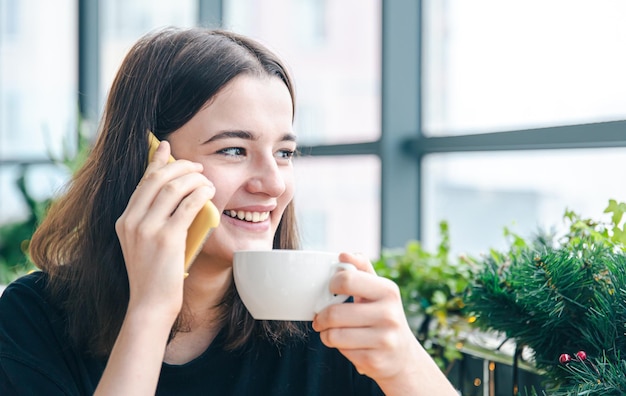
[29,27,303,357]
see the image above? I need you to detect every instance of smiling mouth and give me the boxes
[225,210,270,223]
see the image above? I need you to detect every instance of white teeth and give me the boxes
[226,210,270,223]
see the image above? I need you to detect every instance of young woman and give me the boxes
[0,27,457,395]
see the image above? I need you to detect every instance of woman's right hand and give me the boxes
[115,139,215,321]
[98,140,214,395]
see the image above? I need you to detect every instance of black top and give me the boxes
[0,272,384,395]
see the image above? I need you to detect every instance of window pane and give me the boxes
[0,0,77,160]
[100,0,197,104]
[224,0,381,145]
[422,149,626,258]
[423,0,626,136]
[0,164,70,224]
[0,166,27,223]
[294,156,381,259]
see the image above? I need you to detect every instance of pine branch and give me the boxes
[466,242,626,391]
[551,353,626,395]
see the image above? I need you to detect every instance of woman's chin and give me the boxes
[233,241,274,252]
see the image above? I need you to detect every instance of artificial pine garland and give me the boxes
[465,201,626,395]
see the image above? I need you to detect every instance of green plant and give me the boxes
[465,200,626,395]
[0,125,92,284]
[0,166,50,284]
[374,221,475,370]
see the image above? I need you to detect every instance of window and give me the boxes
[100,0,197,107]
[416,0,626,257]
[295,156,380,258]
[0,0,77,223]
[422,149,626,257]
[0,0,77,161]
[423,0,626,136]
[3,0,622,265]
[224,0,381,145]
[224,0,382,258]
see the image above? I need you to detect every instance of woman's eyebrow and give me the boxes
[202,130,254,144]
[282,133,297,142]
[202,131,297,144]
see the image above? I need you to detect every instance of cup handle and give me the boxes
[313,262,357,314]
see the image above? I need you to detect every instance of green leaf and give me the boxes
[604,199,626,227]
[612,226,626,246]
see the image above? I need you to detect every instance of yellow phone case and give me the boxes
[147,132,220,272]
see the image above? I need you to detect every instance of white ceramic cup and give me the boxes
[233,250,356,321]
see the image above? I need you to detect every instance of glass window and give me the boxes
[0,0,77,160]
[0,164,70,224]
[100,0,197,104]
[0,0,77,223]
[294,156,381,259]
[224,0,382,145]
[423,0,626,136]
[224,0,382,257]
[421,148,626,258]
[0,166,28,223]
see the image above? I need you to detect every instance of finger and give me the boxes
[168,185,215,230]
[149,139,172,166]
[148,172,213,221]
[329,269,401,303]
[314,300,385,330]
[128,160,205,216]
[339,252,376,275]
[318,325,409,356]
[318,327,382,350]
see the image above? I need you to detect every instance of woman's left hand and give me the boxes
[312,252,457,396]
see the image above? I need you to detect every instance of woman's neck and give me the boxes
[163,258,233,365]
[184,258,233,314]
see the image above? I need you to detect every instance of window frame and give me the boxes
[5,0,625,251]
[301,0,626,250]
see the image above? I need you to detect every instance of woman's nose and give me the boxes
[246,155,287,197]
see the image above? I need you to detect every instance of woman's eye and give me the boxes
[219,147,246,157]
[277,149,296,160]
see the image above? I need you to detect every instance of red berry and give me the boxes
[559,353,572,364]
[576,351,587,361]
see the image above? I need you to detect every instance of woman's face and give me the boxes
[168,74,296,265]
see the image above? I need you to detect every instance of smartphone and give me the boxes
[147,132,220,272]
